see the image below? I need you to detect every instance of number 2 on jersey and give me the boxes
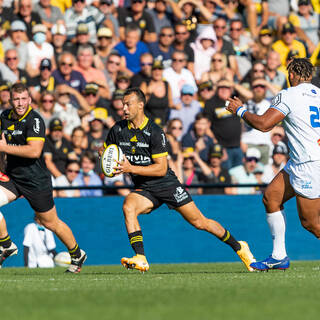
[309,106,320,127]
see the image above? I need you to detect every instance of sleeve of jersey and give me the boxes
[26,115,46,142]
[151,126,168,159]
[104,125,118,148]
[269,90,290,116]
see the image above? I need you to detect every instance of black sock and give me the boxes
[68,244,81,259]
[220,230,241,252]
[0,234,12,249]
[129,231,145,256]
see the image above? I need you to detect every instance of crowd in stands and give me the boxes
[1,0,319,196]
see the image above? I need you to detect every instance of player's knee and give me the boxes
[122,202,138,218]
[300,219,320,238]
[191,217,207,231]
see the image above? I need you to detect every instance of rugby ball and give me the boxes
[101,144,124,177]
[54,251,71,267]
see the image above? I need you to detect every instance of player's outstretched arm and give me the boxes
[226,97,285,132]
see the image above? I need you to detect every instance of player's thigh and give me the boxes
[123,192,154,216]
[263,169,295,210]
[36,206,59,226]
[296,196,320,228]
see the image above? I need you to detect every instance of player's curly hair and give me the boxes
[287,58,313,80]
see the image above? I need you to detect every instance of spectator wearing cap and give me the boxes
[198,80,215,108]
[118,0,157,43]
[251,26,274,62]
[110,89,125,121]
[269,125,287,156]
[64,0,110,44]
[148,26,176,69]
[26,24,55,77]
[2,20,28,69]
[169,84,201,136]
[141,59,175,127]
[262,143,288,184]
[4,48,32,85]
[114,24,150,76]
[43,118,77,178]
[272,22,306,68]
[199,144,233,195]
[53,83,90,138]
[51,23,67,64]
[181,112,216,164]
[29,58,55,102]
[163,50,197,100]
[104,52,121,95]
[98,0,119,40]
[34,0,64,30]
[96,27,115,67]
[116,71,132,91]
[130,53,153,88]
[74,44,110,99]
[229,148,261,195]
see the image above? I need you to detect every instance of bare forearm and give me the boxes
[2,144,42,158]
[243,112,273,132]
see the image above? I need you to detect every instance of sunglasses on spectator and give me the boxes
[141,62,153,66]
[61,62,73,67]
[200,87,213,91]
[175,31,187,35]
[6,57,17,61]
[98,36,112,40]
[214,25,226,29]
[42,99,54,103]
[73,0,85,3]
[108,60,120,65]
[182,93,193,96]
[272,133,284,138]
[40,67,51,71]
[246,157,258,162]
[132,0,144,3]
[67,169,80,173]
[160,33,174,37]
[171,126,183,130]
[212,58,222,62]
[100,1,112,5]
[253,84,266,89]
[172,58,185,62]
[253,68,265,72]
[260,33,272,37]
[85,93,97,96]
[230,28,242,31]
[218,86,231,89]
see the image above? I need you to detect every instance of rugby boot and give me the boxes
[121,254,149,272]
[65,249,87,273]
[236,241,256,272]
[0,242,18,268]
[250,255,290,271]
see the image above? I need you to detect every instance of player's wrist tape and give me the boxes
[236,106,247,118]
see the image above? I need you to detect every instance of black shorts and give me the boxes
[0,180,54,213]
[132,182,193,210]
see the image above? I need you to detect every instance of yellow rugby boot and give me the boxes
[236,241,256,272]
[121,254,149,272]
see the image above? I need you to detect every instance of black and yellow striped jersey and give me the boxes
[0,107,51,190]
[106,116,178,189]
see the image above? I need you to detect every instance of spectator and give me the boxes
[163,50,197,100]
[0,82,11,111]
[269,125,287,158]
[34,0,64,30]
[74,151,103,197]
[251,26,274,63]
[51,23,68,64]
[141,59,174,127]
[55,160,81,197]
[23,215,57,268]
[104,173,132,197]
[241,60,266,89]
[52,52,86,93]
[173,23,195,74]
[109,89,125,121]
[0,0,14,39]
[182,112,215,164]
[29,58,55,102]
[118,0,157,43]
[98,0,119,40]
[64,0,109,44]
[130,52,153,88]
[2,20,28,70]
[44,118,76,178]
[262,143,288,183]
[96,27,114,67]
[241,77,272,164]
[147,0,183,35]
[229,147,261,194]
[148,26,175,68]
[104,52,121,95]
[115,71,131,91]
[14,0,42,40]
[190,26,217,81]
[198,80,215,107]
[35,91,56,133]
[0,61,18,84]
[169,84,201,135]
[267,0,289,37]
[199,143,233,195]
[114,24,149,76]
[71,126,87,162]
[272,22,306,68]
[203,78,243,169]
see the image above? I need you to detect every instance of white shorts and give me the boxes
[284,159,320,199]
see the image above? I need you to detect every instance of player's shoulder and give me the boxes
[147,118,164,135]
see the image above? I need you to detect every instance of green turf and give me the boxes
[0,261,319,320]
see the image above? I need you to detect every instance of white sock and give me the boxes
[266,210,287,260]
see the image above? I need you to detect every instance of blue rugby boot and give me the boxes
[250,255,290,271]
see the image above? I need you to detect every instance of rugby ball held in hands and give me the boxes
[101,144,124,177]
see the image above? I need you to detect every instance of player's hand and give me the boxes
[114,156,131,174]
[0,132,8,152]
[225,96,244,115]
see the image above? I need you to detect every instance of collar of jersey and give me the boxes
[8,106,32,121]
[127,116,149,130]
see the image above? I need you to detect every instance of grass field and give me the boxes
[0,261,319,320]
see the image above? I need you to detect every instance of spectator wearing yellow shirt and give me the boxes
[272,22,306,67]
[51,0,72,13]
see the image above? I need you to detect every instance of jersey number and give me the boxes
[309,106,320,128]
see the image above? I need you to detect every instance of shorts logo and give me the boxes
[33,118,40,134]
[173,186,188,203]
[301,181,312,189]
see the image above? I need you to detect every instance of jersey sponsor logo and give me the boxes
[136,142,149,148]
[12,130,23,135]
[173,186,188,203]
[33,118,40,134]
[272,93,281,106]
[119,142,130,146]
[143,130,150,136]
[126,154,151,164]
[161,133,166,147]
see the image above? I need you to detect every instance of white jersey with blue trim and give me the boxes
[270,83,320,164]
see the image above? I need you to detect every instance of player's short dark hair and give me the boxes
[287,58,313,80]
[10,82,30,99]
[124,87,146,107]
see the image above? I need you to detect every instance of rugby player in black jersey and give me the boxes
[0,83,86,273]
[104,88,256,272]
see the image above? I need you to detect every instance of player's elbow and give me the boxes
[31,149,42,158]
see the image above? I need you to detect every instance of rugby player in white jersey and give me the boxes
[226,58,320,271]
